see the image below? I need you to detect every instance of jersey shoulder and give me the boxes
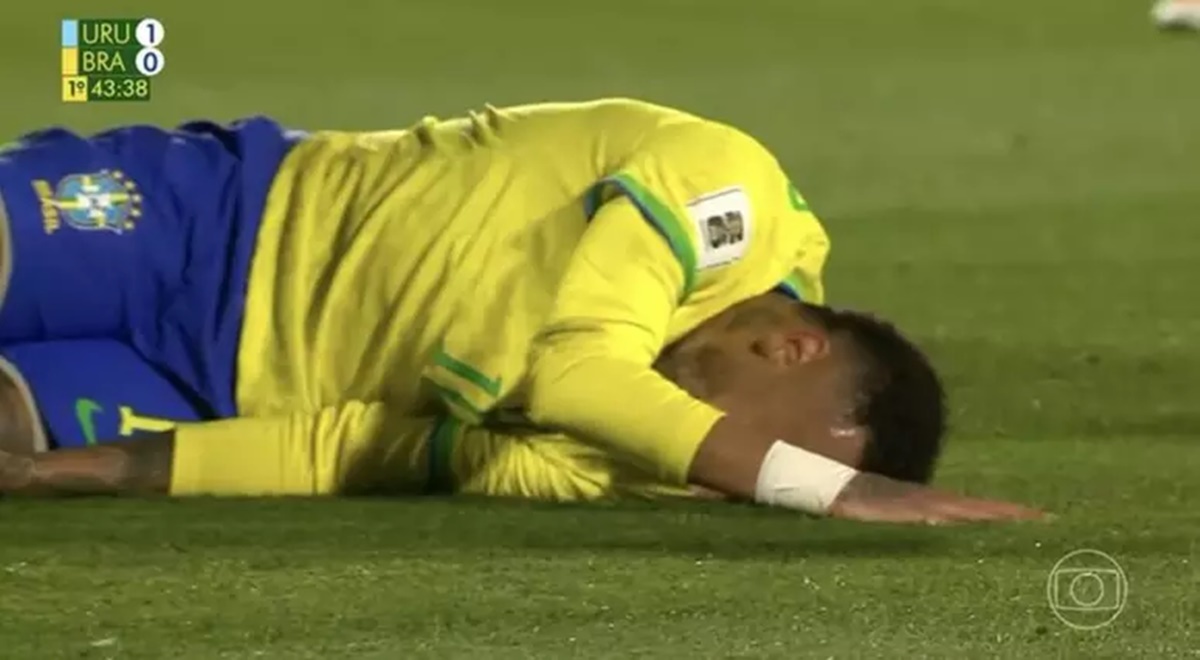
[585,112,819,299]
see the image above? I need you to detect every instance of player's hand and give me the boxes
[828,471,1046,524]
[0,448,34,493]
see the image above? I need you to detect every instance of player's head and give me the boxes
[655,294,945,483]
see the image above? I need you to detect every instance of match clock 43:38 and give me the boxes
[65,76,151,101]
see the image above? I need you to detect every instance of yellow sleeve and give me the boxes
[525,196,721,485]
[444,423,690,502]
[169,402,429,496]
[525,120,826,485]
[449,426,614,501]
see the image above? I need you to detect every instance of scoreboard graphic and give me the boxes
[61,18,165,103]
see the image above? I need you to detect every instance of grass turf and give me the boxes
[1,0,1197,657]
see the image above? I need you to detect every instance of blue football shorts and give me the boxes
[0,118,299,417]
[0,339,205,450]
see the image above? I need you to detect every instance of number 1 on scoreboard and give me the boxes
[61,75,88,102]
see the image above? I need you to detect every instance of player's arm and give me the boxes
[524,192,809,507]
[0,418,1044,521]
[0,407,634,501]
[0,412,661,503]
[525,209,1042,523]
[525,120,831,505]
[525,192,824,507]
[0,402,428,497]
[525,125,1044,523]
[0,433,173,495]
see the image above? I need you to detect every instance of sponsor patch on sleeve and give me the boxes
[686,186,752,270]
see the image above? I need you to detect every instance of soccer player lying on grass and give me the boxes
[0,313,935,508]
[0,99,1043,523]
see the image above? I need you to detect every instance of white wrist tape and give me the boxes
[754,440,860,515]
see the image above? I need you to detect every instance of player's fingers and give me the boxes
[932,495,1045,522]
[903,492,1003,522]
[888,491,992,523]
[965,496,1046,520]
[833,493,1045,525]
[831,501,944,524]
[842,494,978,525]
[875,501,983,525]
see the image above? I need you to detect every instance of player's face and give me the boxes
[655,296,868,468]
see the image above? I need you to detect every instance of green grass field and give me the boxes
[1,1,1198,657]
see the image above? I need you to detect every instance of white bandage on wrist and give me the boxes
[753,440,860,515]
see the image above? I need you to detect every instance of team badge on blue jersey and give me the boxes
[35,169,143,234]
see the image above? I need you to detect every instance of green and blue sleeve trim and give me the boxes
[433,349,502,396]
[774,270,811,302]
[424,347,505,424]
[425,416,461,494]
[423,377,487,423]
[584,173,697,299]
[787,182,810,212]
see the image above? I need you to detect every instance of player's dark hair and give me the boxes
[798,303,946,484]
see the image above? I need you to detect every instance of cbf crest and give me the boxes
[34,169,143,235]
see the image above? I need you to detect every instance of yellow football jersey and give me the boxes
[169,98,829,497]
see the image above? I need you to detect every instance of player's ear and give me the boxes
[751,326,829,367]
